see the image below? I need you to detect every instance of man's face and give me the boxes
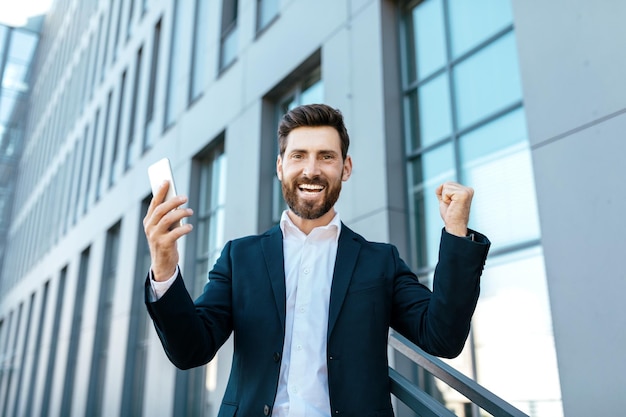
[277,126,352,220]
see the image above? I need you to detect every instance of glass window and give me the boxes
[1,303,23,417]
[219,0,239,70]
[453,32,522,129]
[86,222,121,417]
[194,143,227,297]
[448,0,513,58]
[400,1,562,414]
[40,267,68,417]
[109,70,127,187]
[96,91,113,202]
[3,29,38,93]
[126,0,136,40]
[0,90,18,127]
[112,0,124,62]
[60,248,90,416]
[257,0,279,32]
[23,281,50,417]
[12,293,35,417]
[71,125,89,225]
[100,0,115,82]
[164,1,191,128]
[406,0,447,83]
[63,141,80,235]
[406,74,452,150]
[220,27,238,70]
[143,18,161,151]
[90,15,104,99]
[190,0,211,101]
[126,46,143,170]
[408,142,455,269]
[460,109,541,248]
[464,247,561,415]
[120,199,152,416]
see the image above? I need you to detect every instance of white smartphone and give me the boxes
[148,157,182,228]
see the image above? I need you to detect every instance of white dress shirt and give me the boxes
[272,211,340,417]
[149,210,341,416]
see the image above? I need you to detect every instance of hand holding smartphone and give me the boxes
[148,157,182,229]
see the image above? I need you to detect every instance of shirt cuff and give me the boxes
[149,266,179,301]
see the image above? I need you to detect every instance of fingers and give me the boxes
[145,202,193,236]
[437,181,474,237]
[144,186,190,230]
[147,181,170,215]
[437,181,473,201]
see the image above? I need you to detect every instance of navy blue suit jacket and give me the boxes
[146,224,490,417]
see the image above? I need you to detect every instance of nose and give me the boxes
[302,158,321,178]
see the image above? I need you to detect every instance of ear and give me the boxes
[342,155,353,182]
[276,155,283,181]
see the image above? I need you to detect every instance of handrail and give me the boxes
[389,331,529,417]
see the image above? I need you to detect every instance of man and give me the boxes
[144,104,490,417]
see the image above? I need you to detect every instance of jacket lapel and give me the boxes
[328,224,361,339]
[261,226,286,331]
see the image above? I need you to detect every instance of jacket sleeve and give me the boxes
[391,228,490,358]
[145,241,234,369]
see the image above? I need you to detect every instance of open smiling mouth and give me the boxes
[298,183,325,194]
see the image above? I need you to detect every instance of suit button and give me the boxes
[273,352,281,362]
[264,404,271,415]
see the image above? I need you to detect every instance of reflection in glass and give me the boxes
[401,1,562,413]
[0,91,18,125]
[7,30,38,63]
[415,75,452,149]
[409,143,455,269]
[460,109,541,248]
[410,0,446,82]
[453,32,522,129]
[448,0,513,58]
[466,247,562,416]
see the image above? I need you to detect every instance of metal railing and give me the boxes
[389,332,530,417]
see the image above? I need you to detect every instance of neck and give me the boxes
[287,208,336,235]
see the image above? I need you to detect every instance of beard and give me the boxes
[282,175,342,220]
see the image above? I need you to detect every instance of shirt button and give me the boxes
[296,344,302,351]
[303,268,310,274]
[299,307,305,313]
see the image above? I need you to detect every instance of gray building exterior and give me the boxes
[0,0,622,416]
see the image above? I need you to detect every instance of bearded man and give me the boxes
[143,103,490,417]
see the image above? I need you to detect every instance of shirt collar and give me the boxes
[279,210,342,243]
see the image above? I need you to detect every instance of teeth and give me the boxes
[300,184,324,191]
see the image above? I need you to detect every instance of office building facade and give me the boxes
[0,0,623,416]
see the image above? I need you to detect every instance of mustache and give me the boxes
[292,176,328,187]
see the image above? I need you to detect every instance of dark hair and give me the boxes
[277,104,350,159]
